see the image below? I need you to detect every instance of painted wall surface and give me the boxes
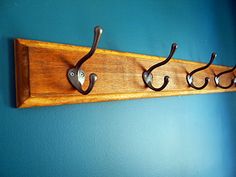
[0,0,236,177]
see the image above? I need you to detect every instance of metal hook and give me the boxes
[186,52,216,90]
[67,26,103,95]
[234,76,236,86]
[142,43,178,91]
[214,65,236,89]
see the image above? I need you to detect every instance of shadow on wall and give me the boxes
[213,0,236,66]
[213,0,236,156]
[228,93,236,171]
[230,0,236,28]
[229,0,236,152]
[9,39,16,108]
[1,37,16,108]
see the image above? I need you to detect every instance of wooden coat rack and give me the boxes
[14,26,236,108]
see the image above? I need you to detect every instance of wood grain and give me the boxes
[14,39,236,108]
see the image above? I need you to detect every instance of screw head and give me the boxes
[70,71,75,77]
[80,72,85,77]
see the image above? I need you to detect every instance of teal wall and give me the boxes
[0,0,236,176]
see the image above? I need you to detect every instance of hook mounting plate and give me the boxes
[143,71,153,84]
[214,76,220,85]
[186,75,193,85]
[68,68,85,87]
[77,69,86,85]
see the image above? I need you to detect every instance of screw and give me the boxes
[80,72,85,77]
[70,71,75,77]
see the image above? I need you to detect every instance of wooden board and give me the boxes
[14,39,236,108]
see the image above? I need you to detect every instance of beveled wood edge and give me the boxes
[19,88,235,108]
[14,39,31,107]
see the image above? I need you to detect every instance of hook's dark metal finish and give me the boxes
[67,26,102,95]
[186,52,216,90]
[214,65,236,89]
[142,43,178,91]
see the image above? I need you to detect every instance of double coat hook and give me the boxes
[186,53,216,90]
[67,26,103,95]
[142,43,178,91]
[214,65,236,89]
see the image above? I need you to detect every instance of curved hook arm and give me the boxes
[186,52,216,90]
[214,65,236,89]
[67,26,102,95]
[142,43,178,91]
[75,26,103,69]
[146,43,178,75]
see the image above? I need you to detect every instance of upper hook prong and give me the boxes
[143,43,178,91]
[75,26,103,69]
[146,43,178,75]
[186,52,216,90]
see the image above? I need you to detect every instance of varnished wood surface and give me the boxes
[14,39,236,108]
